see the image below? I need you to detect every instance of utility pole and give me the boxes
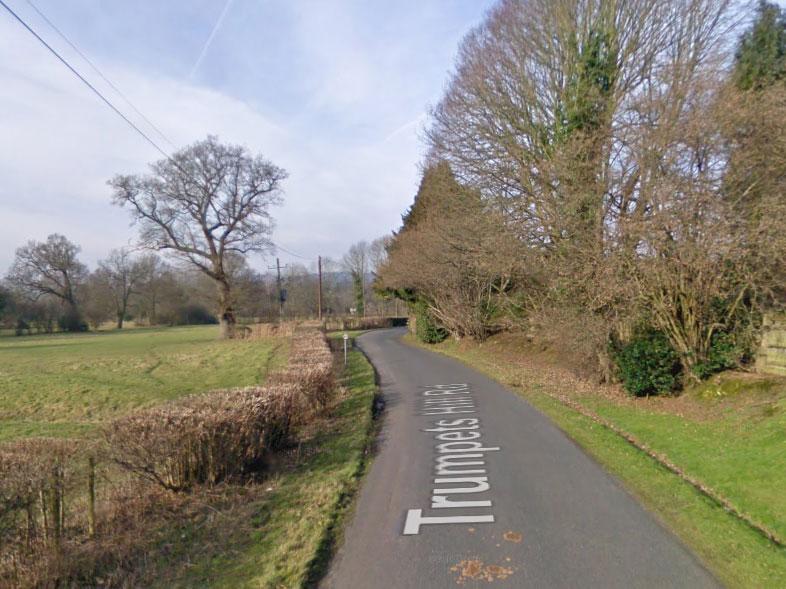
[268,258,288,321]
[317,255,323,322]
[361,252,367,318]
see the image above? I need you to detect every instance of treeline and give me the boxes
[0,136,397,339]
[0,234,397,335]
[380,0,786,395]
[0,234,271,333]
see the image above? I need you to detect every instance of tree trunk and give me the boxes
[150,293,157,326]
[118,295,131,329]
[218,280,236,339]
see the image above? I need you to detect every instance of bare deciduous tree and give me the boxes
[368,237,390,275]
[96,248,148,329]
[109,136,287,338]
[6,234,86,310]
[417,0,741,375]
[342,241,368,316]
[131,254,171,325]
[82,272,115,329]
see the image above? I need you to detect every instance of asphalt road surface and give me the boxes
[323,328,720,589]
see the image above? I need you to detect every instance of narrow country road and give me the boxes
[323,328,720,589]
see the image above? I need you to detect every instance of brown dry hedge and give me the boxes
[0,327,336,587]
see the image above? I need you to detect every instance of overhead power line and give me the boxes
[272,241,313,261]
[0,0,171,161]
[25,0,175,148]
[2,0,302,267]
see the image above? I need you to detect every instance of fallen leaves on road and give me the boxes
[450,559,514,584]
[503,531,522,543]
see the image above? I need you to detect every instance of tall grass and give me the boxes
[0,327,335,587]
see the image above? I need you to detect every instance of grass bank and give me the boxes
[144,339,378,588]
[411,333,786,588]
[0,326,287,441]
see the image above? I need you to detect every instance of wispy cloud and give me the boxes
[0,0,496,271]
[383,113,428,144]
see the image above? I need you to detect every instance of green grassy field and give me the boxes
[417,334,786,588]
[145,340,377,588]
[0,326,287,441]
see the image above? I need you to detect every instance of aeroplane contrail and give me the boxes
[189,0,235,79]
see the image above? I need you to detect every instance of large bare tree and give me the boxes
[7,234,86,310]
[110,136,287,338]
[421,0,739,375]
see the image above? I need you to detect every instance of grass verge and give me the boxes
[410,333,786,588]
[144,339,378,588]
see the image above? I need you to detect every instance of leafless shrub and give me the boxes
[3,480,188,588]
[527,305,631,383]
[0,438,84,586]
[270,366,333,409]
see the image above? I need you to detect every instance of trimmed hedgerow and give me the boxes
[0,327,337,586]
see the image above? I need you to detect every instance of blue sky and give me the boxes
[0,0,496,271]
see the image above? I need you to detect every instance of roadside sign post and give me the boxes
[343,333,349,366]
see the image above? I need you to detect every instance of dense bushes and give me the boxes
[0,439,88,585]
[691,332,744,381]
[57,308,88,332]
[161,303,218,326]
[270,331,336,409]
[0,439,82,545]
[378,163,519,341]
[615,331,682,397]
[615,321,753,395]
